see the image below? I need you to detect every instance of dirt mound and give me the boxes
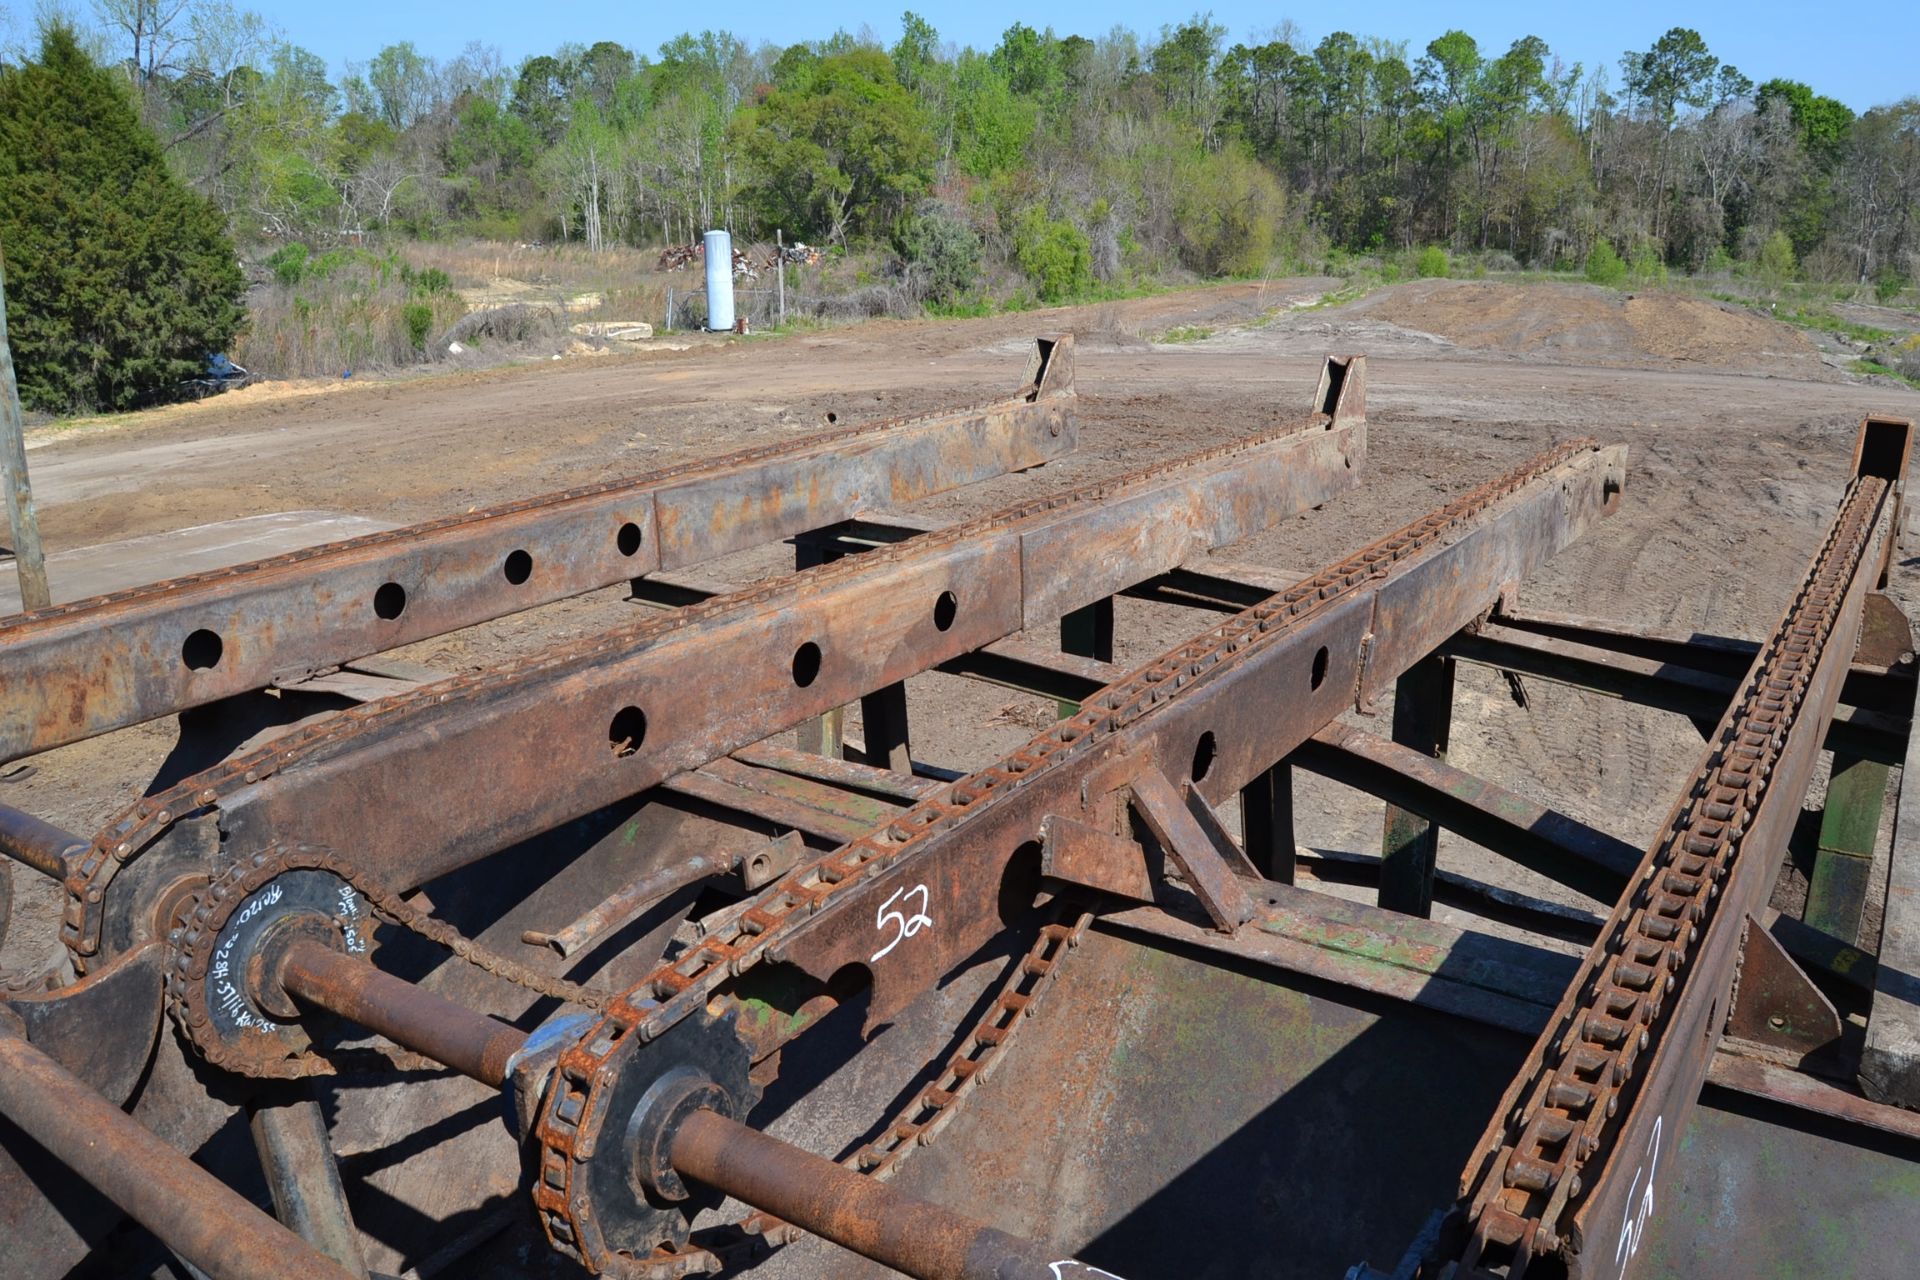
[1361,279,1819,372]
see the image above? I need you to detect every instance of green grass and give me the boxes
[1159,324,1214,344]
[1852,358,1920,390]
[1775,304,1894,344]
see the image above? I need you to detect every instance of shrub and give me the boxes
[1012,207,1092,303]
[0,24,245,412]
[1704,246,1734,277]
[893,201,982,305]
[1757,230,1797,289]
[1171,145,1284,277]
[1585,241,1627,287]
[1416,245,1450,278]
[409,266,454,296]
[1875,272,1906,305]
[403,301,435,350]
[1627,242,1667,285]
[267,242,312,287]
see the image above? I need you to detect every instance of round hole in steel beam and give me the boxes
[1191,731,1217,783]
[374,582,407,620]
[1310,646,1329,690]
[503,549,533,585]
[616,522,643,557]
[791,641,822,688]
[181,629,223,671]
[933,590,958,632]
[998,840,1045,926]
[608,706,647,757]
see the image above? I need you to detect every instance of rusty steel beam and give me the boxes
[1444,622,1909,765]
[1437,415,1911,1280]
[667,1107,1115,1280]
[1494,602,1915,709]
[736,440,1625,1030]
[1295,723,1641,902]
[0,338,1078,764]
[0,1014,357,1280]
[69,362,1367,964]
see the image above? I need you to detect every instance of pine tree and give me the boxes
[0,24,245,412]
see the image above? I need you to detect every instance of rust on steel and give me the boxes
[1439,415,1911,1280]
[274,937,526,1087]
[0,1015,357,1280]
[668,1107,1115,1280]
[0,337,1076,763]
[532,438,1623,1274]
[66,357,1367,964]
[0,801,86,880]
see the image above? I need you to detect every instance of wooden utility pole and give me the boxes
[0,251,51,612]
[776,228,786,327]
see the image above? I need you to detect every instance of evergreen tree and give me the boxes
[0,24,244,412]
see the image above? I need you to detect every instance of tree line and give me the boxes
[2,7,1918,414]
[50,9,1908,296]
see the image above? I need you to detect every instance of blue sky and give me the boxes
[12,1,1917,112]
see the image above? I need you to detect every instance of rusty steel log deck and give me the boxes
[7,384,1920,1280]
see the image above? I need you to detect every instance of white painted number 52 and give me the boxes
[870,883,934,962]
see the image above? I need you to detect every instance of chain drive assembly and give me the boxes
[165,844,608,1079]
[1450,471,1891,1274]
[532,439,1601,1277]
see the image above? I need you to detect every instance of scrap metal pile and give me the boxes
[2,338,1919,1280]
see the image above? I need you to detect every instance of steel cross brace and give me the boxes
[70,359,1368,964]
[0,338,1078,763]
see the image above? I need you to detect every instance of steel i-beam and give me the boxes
[0,337,1077,763]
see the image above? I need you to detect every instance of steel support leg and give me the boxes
[1806,753,1891,943]
[1240,761,1296,883]
[860,683,913,773]
[796,537,845,758]
[1379,653,1453,917]
[247,1085,370,1278]
[1057,596,1114,717]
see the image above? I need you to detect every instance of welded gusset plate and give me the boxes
[0,337,1077,763]
[68,369,1366,967]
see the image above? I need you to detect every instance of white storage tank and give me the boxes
[703,229,735,332]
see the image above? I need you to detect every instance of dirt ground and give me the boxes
[6,275,1920,967]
